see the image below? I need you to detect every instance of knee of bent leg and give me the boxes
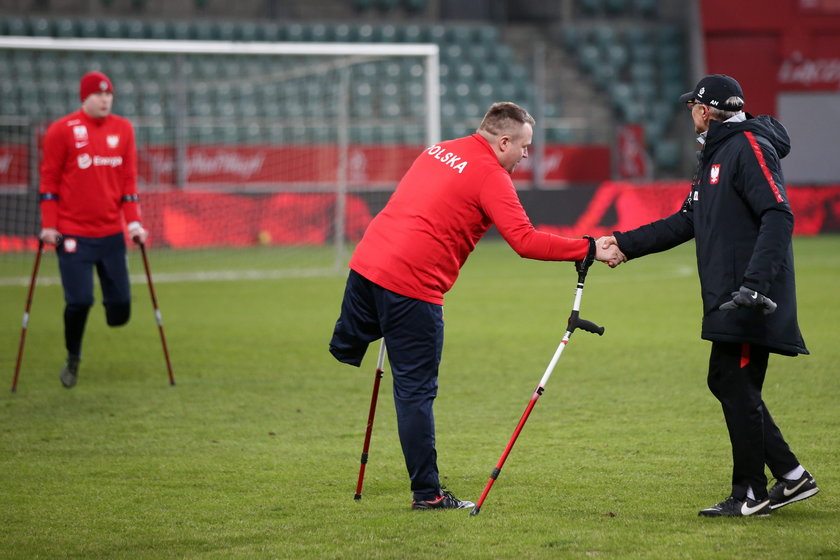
[105,302,131,326]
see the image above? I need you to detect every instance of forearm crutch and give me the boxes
[471,252,604,516]
[137,241,175,386]
[354,339,387,500]
[11,240,44,393]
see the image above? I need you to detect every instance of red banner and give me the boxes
[2,183,839,253]
[1,142,612,191]
[541,181,840,237]
[0,144,29,190]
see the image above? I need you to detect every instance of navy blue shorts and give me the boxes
[330,269,445,500]
[57,233,130,308]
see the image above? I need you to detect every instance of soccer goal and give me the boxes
[0,36,440,283]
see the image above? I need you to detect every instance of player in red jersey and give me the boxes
[39,71,148,388]
[330,102,622,509]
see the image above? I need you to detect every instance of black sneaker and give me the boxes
[699,496,771,517]
[769,471,819,510]
[412,489,475,510]
[60,355,80,388]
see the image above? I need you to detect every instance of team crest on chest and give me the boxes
[710,164,721,185]
[73,126,88,141]
[106,135,120,148]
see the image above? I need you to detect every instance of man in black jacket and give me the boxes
[600,74,818,517]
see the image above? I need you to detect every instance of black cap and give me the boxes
[679,74,745,111]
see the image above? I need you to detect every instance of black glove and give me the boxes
[719,286,777,315]
[575,236,596,274]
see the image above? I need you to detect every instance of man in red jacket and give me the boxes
[39,71,148,388]
[330,102,621,510]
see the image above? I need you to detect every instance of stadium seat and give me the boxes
[100,18,123,38]
[630,43,655,63]
[577,44,601,74]
[350,126,376,144]
[239,21,259,42]
[592,25,617,50]
[260,22,283,42]
[355,23,376,42]
[579,0,603,15]
[546,127,577,143]
[28,17,52,36]
[380,24,398,42]
[145,20,169,39]
[52,18,76,37]
[653,139,680,170]
[4,17,29,36]
[265,125,284,144]
[560,27,581,53]
[404,0,427,13]
[447,24,473,46]
[218,21,239,41]
[605,43,628,71]
[425,24,446,44]
[144,125,167,145]
[604,0,630,15]
[633,0,658,16]
[377,0,400,11]
[171,20,193,40]
[623,26,649,48]
[241,123,263,144]
[479,62,501,81]
[332,23,354,42]
[402,24,422,43]
[124,19,145,39]
[402,124,424,143]
[476,25,498,45]
[629,61,656,82]
[76,18,102,37]
[378,124,400,143]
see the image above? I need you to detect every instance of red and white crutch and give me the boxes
[354,339,387,500]
[11,240,45,393]
[137,240,176,386]
[471,245,604,516]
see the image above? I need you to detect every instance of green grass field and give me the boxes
[1,236,838,559]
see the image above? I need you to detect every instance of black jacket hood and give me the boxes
[706,113,791,160]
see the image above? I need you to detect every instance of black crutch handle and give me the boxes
[575,317,605,336]
[567,310,605,336]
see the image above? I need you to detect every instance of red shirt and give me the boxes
[39,109,140,237]
[350,134,589,304]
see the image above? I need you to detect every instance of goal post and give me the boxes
[0,36,440,282]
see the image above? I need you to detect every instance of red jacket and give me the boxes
[350,133,589,304]
[39,109,140,238]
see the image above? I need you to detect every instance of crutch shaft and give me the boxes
[138,241,175,386]
[11,240,44,393]
[354,340,386,499]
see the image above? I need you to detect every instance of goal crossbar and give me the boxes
[0,36,441,145]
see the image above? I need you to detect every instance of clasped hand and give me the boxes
[595,235,627,268]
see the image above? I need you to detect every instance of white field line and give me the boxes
[0,267,342,287]
[0,265,694,288]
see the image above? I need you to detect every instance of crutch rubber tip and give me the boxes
[354,494,362,500]
[470,506,480,516]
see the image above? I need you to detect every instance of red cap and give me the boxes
[79,71,114,102]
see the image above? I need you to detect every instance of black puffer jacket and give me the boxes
[615,114,808,356]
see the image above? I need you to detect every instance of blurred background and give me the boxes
[1,0,838,273]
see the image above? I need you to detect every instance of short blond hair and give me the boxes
[477,102,535,137]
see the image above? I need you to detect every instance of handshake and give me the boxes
[594,235,627,268]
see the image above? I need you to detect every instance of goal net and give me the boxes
[0,36,440,283]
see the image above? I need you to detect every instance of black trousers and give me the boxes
[707,341,800,500]
[330,270,445,501]
[57,233,132,356]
